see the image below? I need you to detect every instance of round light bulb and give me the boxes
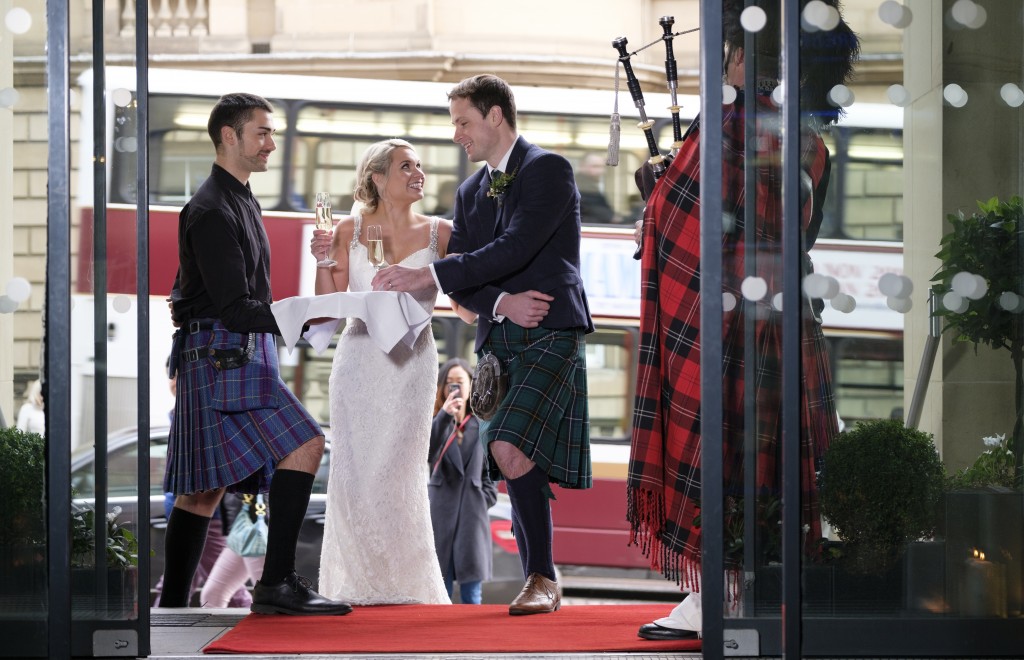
[5,276,31,303]
[886,296,913,313]
[112,295,133,313]
[0,87,19,108]
[803,273,829,299]
[740,6,768,32]
[943,291,968,313]
[111,87,133,108]
[741,276,768,302]
[951,271,979,298]
[887,84,910,107]
[4,7,32,34]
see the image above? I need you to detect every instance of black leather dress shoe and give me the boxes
[251,573,353,616]
[638,622,699,640]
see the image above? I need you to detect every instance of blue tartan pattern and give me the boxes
[478,324,592,490]
[165,324,322,495]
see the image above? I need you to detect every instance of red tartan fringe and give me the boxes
[627,484,742,604]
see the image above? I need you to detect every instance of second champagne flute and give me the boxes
[314,192,337,268]
[366,224,386,271]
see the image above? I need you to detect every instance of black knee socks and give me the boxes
[510,504,528,579]
[260,468,315,585]
[505,465,556,582]
[160,507,211,607]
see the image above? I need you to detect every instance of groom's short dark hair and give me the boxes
[448,75,517,131]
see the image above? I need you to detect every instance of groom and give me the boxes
[374,74,593,615]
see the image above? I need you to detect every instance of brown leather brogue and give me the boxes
[508,572,561,615]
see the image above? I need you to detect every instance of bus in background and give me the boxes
[74,67,905,571]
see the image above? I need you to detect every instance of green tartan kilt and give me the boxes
[478,324,592,490]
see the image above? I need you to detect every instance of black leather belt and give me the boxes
[177,323,256,371]
[188,320,216,334]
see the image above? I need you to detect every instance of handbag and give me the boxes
[226,493,268,557]
[471,352,508,421]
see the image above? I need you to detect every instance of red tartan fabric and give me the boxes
[627,92,840,591]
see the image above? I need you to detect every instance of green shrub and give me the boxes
[818,419,945,575]
[0,426,46,548]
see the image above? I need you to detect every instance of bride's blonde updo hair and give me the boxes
[353,138,415,213]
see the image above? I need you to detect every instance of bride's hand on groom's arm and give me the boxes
[449,299,478,324]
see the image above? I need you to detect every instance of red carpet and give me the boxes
[204,604,701,654]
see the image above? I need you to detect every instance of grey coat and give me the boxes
[427,411,498,584]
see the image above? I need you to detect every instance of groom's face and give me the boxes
[450,96,499,165]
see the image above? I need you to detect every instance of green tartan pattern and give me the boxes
[479,324,592,490]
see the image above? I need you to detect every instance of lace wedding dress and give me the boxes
[318,213,450,605]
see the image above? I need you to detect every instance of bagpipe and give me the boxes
[608,16,698,256]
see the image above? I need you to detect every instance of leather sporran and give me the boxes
[471,352,508,421]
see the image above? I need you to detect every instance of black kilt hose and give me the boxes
[165,321,322,495]
[478,323,592,490]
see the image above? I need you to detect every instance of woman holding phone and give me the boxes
[427,358,498,604]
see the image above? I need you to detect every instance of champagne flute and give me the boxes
[314,192,337,268]
[366,224,386,272]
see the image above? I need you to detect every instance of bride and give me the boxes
[309,139,456,605]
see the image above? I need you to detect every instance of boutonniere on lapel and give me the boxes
[486,166,518,205]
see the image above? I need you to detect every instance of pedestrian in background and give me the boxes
[428,358,497,604]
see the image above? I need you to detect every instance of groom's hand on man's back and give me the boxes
[498,291,553,328]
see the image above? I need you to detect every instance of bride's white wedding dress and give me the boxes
[318,212,450,605]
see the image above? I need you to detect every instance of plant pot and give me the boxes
[944,490,1023,617]
[831,558,904,615]
[71,566,138,619]
[0,545,46,602]
[903,540,946,614]
[753,563,834,616]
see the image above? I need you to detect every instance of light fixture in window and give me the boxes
[0,87,18,108]
[4,7,31,34]
[5,276,30,303]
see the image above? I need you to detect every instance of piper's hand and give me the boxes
[371,265,436,292]
[633,218,643,246]
[311,228,333,261]
[498,290,553,328]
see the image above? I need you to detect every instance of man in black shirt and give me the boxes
[163,93,350,616]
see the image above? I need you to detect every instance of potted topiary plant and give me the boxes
[818,419,946,576]
[943,431,1022,617]
[931,195,1024,487]
[0,425,47,596]
[932,195,1024,616]
[68,495,140,617]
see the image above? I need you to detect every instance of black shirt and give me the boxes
[170,164,280,334]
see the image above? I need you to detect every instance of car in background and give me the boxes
[70,426,524,605]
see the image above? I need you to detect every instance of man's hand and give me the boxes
[497,290,553,328]
[371,265,436,292]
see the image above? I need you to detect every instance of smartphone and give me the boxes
[447,383,461,396]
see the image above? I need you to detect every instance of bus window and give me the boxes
[828,335,903,424]
[293,104,465,214]
[152,129,216,204]
[585,326,636,442]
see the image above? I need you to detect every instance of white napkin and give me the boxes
[271,291,432,355]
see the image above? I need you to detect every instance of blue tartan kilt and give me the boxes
[165,321,322,495]
[479,324,592,490]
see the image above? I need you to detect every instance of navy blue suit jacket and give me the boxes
[434,137,594,352]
